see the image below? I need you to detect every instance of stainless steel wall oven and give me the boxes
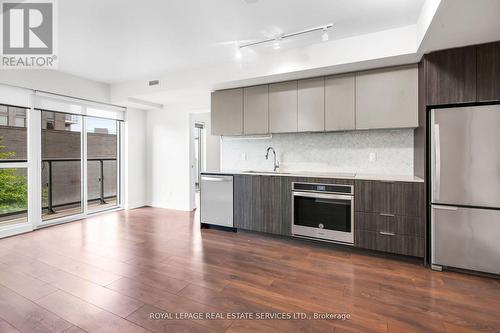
[292,182,354,244]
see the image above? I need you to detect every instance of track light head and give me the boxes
[235,47,242,60]
[321,27,329,42]
[273,38,281,50]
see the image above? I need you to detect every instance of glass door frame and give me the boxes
[194,122,205,192]
[85,116,122,215]
[34,107,124,229]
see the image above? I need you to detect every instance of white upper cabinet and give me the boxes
[211,88,243,136]
[269,81,298,133]
[243,85,269,135]
[355,65,418,130]
[325,74,356,131]
[298,77,325,132]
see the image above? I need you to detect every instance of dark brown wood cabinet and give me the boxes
[423,41,500,105]
[233,175,284,235]
[355,212,424,237]
[233,175,257,231]
[354,180,425,257]
[234,174,425,257]
[477,41,500,102]
[354,180,424,217]
[355,230,424,258]
[425,46,477,105]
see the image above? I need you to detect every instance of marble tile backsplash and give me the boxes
[221,129,414,176]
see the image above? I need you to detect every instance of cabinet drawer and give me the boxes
[355,180,424,217]
[355,212,424,237]
[355,230,424,257]
[354,212,385,232]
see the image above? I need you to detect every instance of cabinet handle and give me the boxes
[379,213,395,217]
[379,231,395,236]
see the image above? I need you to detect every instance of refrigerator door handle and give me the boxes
[434,124,441,201]
[432,205,458,211]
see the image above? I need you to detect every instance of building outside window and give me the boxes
[0,105,7,126]
[14,108,26,127]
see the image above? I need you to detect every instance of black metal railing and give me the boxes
[0,158,117,219]
[42,158,117,214]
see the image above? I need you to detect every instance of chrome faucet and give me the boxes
[265,147,280,172]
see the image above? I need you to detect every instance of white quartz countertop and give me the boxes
[201,170,424,183]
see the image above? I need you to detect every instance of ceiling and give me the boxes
[58,0,425,84]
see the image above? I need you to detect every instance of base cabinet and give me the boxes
[233,175,284,235]
[355,229,424,257]
[234,175,354,236]
[354,180,425,257]
[233,174,425,258]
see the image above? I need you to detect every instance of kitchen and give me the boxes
[201,46,500,273]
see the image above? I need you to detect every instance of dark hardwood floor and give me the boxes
[0,207,499,333]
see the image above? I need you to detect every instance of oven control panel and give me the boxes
[292,182,353,195]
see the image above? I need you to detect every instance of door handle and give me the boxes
[433,205,458,211]
[201,176,230,182]
[434,123,441,201]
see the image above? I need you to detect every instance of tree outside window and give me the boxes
[0,137,28,216]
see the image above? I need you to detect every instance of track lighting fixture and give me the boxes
[237,23,333,52]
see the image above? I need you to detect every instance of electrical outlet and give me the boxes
[369,152,377,162]
[241,152,247,161]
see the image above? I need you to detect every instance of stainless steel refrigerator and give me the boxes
[431,104,500,275]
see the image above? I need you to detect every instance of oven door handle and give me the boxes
[292,191,353,201]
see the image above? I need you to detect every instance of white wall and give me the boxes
[146,107,192,211]
[221,129,414,176]
[124,108,148,209]
[0,69,110,103]
[110,25,421,104]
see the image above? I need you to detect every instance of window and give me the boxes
[0,168,28,226]
[0,103,28,227]
[0,106,28,161]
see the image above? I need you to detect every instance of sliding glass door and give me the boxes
[86,117,119,213]
[40,111,121,222]
[41,110,83,221]
[0,85,125,236]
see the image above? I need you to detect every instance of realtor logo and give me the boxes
[1,0,57,68]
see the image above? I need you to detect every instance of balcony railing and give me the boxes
[42,158,117,214]
[0,158,117,220]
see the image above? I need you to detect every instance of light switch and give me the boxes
[369,152,377,162]
[241,152,247,161]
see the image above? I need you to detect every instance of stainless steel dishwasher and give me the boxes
[200,174,234,228]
